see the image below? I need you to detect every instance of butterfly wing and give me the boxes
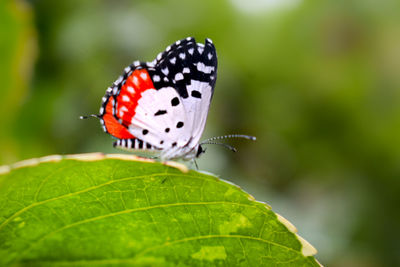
[98,37,217,159]
[98,90,135,140]
[152,37,218,148]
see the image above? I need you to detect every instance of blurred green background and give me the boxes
[1,0,400,265]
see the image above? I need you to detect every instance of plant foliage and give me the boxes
[0,154,319,266]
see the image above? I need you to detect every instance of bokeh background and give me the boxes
[1,0,400,265]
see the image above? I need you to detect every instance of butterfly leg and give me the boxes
[192,159,199,170]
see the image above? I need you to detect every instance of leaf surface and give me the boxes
[0,154,319,266]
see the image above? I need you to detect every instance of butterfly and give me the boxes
[81,37,255,162]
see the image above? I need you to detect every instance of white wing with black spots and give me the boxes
[95,37,218,160]
[147,37,218,151]
[128,86,193,150]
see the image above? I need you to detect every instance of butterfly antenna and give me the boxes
[201,134,256,144]
[201,142,238,153]
[79,114,100,120]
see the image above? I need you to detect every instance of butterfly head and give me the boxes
[196,145,206,158]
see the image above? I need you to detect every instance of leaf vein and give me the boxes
[21,201,267,258]
[0,173,218,232]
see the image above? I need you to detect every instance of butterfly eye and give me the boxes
[196,145,206,158]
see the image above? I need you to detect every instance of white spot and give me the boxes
[166,45,171,52]
[210,75,215,80]
[198,43,205,47]
[127,86,135,94]
[122,95,130,102]
[208,53,213,60]
[198,46,204,54]
[162,67,169,75]
[183,67,190,74]
[157,53,162,61]
[133,76,139,85]
[153,75,161,82]
[127,139,132,147]
[188,48,194,55]
[186,37,192,41]
[179,53,186,60]
[175,73,184,81]
[206,38,213,44]
[124,66,131,73]
[113,87,118,94]
[170,57,176,64]
[121,139,126,146]
[133,61,140,67]
[140,72,148,80]
[164,77,169,82]
[115,76,123,84]
[106,87,112,93]
[121,106,129,112]
[197,62,215,74]
[176,40,181,45]
[99,107,104,114]
[102,97,107,102]
[119,110,124,117]
[146,61,155,67]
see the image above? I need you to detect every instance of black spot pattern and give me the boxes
[154,110,167,116]
[113,138,160,151]
[172,142,177,147]
[176,121,184,128]
[191,90,202,98]
[165,128,170,133]
[137,139,143,149]
[171,97,180,106]
[145,37,218,99]
[142,129,149,135]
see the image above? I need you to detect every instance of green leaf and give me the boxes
[0,154,319,266]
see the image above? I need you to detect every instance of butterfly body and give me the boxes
[95,37,217,160]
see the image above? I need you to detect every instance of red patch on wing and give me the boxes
[102,97,135,139]
[115,69,156,126]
